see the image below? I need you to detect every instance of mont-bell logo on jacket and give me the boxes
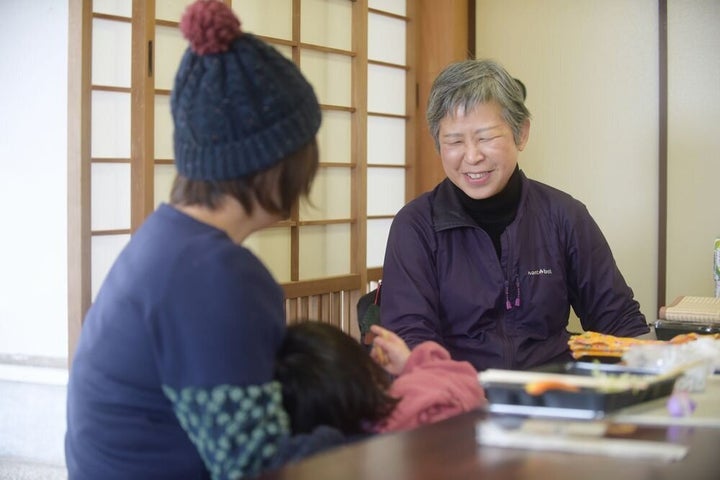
[527,268,553,276]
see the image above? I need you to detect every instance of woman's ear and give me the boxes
[517,119,530,151]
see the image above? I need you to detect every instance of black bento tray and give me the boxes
[480,362,678,420]
[654,319,720,341]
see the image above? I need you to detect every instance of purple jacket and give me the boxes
[380,173,649,371]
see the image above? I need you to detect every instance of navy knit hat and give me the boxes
[171,0,321,181]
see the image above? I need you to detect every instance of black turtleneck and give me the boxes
[452,165,522,259]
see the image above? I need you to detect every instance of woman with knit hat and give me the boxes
[65,1,342,478]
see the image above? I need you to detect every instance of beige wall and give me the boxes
[476,0,720,325]
[666,0,720,301]
[476,0,659,327]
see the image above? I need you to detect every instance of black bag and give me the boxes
[356,284,382,351]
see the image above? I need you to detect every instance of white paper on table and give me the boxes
[475,421,688,462]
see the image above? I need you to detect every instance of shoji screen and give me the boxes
[154,1,193,210]
[366,0,410,269]
[235,0,355,282]
[70,0,417,349]
[90,1,133,300]
[88,0,194,301]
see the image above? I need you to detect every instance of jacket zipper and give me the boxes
[500,230,516,369]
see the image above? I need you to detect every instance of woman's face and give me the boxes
[438,101,529,199]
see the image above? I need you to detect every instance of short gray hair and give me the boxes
[426,59,531,151]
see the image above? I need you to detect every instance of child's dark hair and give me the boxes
[274,321,399,435]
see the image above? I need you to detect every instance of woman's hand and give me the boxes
[370,325,411,375]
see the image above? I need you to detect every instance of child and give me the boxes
[274,322,486,435]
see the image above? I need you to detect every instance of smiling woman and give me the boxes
[437,100,529,200]
[379,58,651,373]
[429,60,530,203]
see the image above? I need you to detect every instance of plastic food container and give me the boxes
[654,319,720,341]
[479,362,679,420]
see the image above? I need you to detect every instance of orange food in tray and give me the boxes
[568,332,653,359]
[524,380,581,395]
[566,331,718,360]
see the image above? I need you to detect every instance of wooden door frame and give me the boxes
[414,0,474,196]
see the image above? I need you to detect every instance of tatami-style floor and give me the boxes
[0,365,68,479]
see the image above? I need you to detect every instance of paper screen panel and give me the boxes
[154,95,173,159]
[91,91,130,158]
[245,227,291,283]
[367,116,405,165]
[156,0,195,22]
[299,224,351,279]
[368,64,405,115]
[301,50,352,108]
[318,110,352,164]
[91,163,131,231]
[93,0,131,17]
[367,219,392,268]
[92,19,131,88]
[369,0,406,16]
[300,167,351,221]
[367,167,405,216]
[368,12,406,65]
[233,0,292,40]
[154,24,188,91]
[301,0,352,50]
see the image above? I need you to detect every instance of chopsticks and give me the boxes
[479,369,657,392]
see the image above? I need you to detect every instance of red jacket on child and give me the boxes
[374,341,486,433]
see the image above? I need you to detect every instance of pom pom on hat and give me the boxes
[171,0,321,181]
[180,0,241,55]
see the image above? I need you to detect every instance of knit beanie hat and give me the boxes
[171,0,321,181]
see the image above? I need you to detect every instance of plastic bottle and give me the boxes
[714,237,720,297]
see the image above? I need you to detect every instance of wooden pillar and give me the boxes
[414,0,472,196]
[67,0,92,366]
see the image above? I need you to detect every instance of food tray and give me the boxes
[654,319,720,341]
[479,362,678,420]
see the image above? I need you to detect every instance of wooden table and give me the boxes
[257,378,720,480]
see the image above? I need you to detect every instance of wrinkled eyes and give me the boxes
[443,136,498,147]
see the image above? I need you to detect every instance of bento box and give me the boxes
[479,362,679,420]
